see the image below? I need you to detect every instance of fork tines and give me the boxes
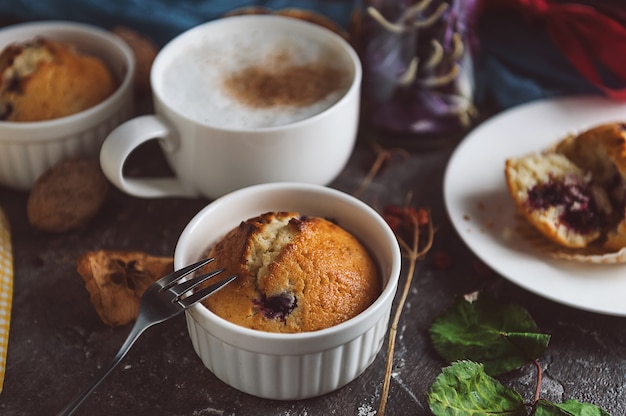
[177,273,237,308]
[157,258,236,309]
[156,258,215,290]
[169,267,225,297]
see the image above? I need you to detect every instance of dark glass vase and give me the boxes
[360,0,478,140]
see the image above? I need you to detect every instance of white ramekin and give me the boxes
[174,182,401,400]
[0,21,135,190]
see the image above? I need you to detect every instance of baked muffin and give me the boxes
[555,123,626,251]
[0,37,117,121]
[505,122,626,255]
[505,152,613,248]
[555,124,626,181]
[200,211,381,333]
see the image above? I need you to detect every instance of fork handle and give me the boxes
[57,316,152,416]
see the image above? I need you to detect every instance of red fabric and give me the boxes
[484,0,626,99]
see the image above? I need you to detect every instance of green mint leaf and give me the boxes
[427,360,527,416]
[534,399,611,416]
[429,295,551,375]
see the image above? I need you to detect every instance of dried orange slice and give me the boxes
[77,250,173,326]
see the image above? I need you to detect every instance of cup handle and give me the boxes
[100,115,198,198]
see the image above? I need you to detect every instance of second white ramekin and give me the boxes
[174,182,401,400]
[0,21,135,190]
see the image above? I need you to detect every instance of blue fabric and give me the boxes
[0,0,356,46]
[5,1,624,113]
[473,7,603,111]
[473,3,626,111]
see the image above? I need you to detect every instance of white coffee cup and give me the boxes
[100,15,361,200]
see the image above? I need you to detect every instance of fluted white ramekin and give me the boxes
[0,21,135,190]
[174,182,401,400]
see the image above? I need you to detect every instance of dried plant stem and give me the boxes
[354,143,409,198]
[378,252,416,415]
[354,144,387,198]
[378,212,434,415]
[533,359,543,404]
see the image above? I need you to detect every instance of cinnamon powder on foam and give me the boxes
[221,50,350,109]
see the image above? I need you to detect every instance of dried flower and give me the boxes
[378,201,434,415]
[382,204,432,256]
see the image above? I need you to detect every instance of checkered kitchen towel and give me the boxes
[0,206,12,394]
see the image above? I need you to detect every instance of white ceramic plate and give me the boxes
[444,95,626,316]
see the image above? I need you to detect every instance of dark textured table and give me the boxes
[0,124,625,416]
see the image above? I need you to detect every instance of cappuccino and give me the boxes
[158,28,353,130]
[101,15,362,199]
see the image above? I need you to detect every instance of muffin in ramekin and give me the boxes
[174,182,401,400]
[0,21,135,190]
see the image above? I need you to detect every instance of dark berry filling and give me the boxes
[0,101,13,120]
[6,75,22,93]
[254,293,297,321]
[607,172,626,214]
[526,179,605,234]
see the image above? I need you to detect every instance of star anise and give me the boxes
[109,259,142,291]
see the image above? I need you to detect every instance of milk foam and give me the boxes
[158,29,353,129]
